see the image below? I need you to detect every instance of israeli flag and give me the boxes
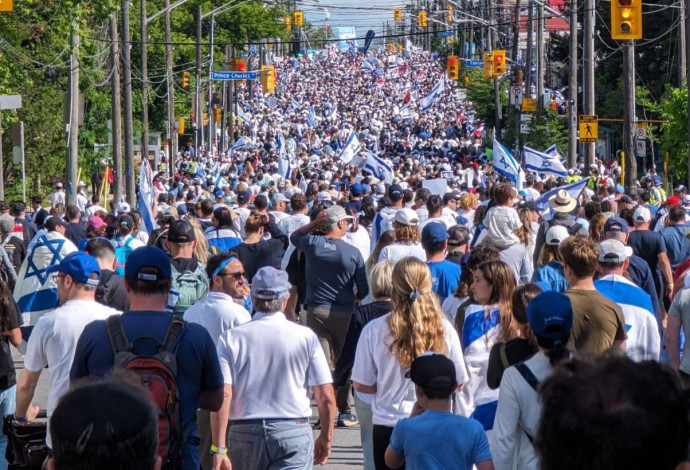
[215,174,230,189]
[347,40,356,57]
[138,159,158,234]
[306,106,316,127]
[14,231,77,325]
[236,106,251,123]
[544,143,568,164]
[400,104,415,120]
[276,131,293,179]
[420,77,445,112]
[535,178,589,213]
[338,131,362,165]
[326,104,338,121]
[361,151,394,184]
[493,139,523,190]
[290,98,301,111]
[361,61,375,73]
[524,146,568,177]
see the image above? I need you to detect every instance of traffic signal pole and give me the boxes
[583,0,596,168]
[623,40,637,193]
[568,0,578,168]
[165,0,175,176]
[141,0,149,165]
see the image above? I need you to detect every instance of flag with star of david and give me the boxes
[493,139,524,191]
[13,230,77,325]
[524,146,568,177]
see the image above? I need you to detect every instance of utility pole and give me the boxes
[680,2,687,85]
[512,0,521,84]
[208,13,215,155]
[536,3,544,99]
[685,0,690,187]
[141,0,149,165]
[623,41,636,192]
[110,12,123,204]
[525,0,534,95]
[67,23,80,207]
[226,44,234,147]
[487,0,502,136]
[122,0,135,205]
[165,0,175,177]
[583,0,595,167]
[568,0,578,168]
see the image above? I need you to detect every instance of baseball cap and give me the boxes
[325,205,353,224]
[177,203,188,214]
[394,208,420,226]
[665,196,681,206]
[55,182,63,189]
[633,206,652,223]
[87,216,106,231]
[251,266,291,300]
[616,195,633,205]
[157,208,174,221]
[604,217,629,234]
[46,252,100,286]
[119,215,134,230]
[167,219,196,243]
[388,184,404,202]
[0,215,14,234]
[674,184,688,193]
[527,292,573,342]
[116,202,131,213]
[215,189,225,199]
[317,191,332,202]
[599,239,633,265]
[545,225,570,246]
[442,192,458,204]
[405,353,457,389]
[683,195,690,207]
[447,225,470,246]
[236,191,251,204]
[350,184,364,196]
[124,246,172,281]
[0,201,10,212]
[422,222,449,245]
[45,216,68,231]
[272,193,289,205]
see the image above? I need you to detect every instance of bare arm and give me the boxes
[476,460,495,470]
[353,381,377,394]
[313,383,336,466]
[15,369,41,420]
[667,315,682,369]
[384,446,406,469]
[5,328,21,348]
[210,384,233,470]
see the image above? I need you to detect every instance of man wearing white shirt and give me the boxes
[278,194,311,269]
[269,193,290,224]
[50,182,66,208]
[441,192,460,227]
[84,194,106,219]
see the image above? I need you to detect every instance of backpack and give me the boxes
[546,219,583,237]
[114,237,136,276]
[168,262,208,318]
[106,315,186,469]
[514,363,539,443]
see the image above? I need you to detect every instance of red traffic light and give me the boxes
[495,55,503,62]
[449,58,457,66]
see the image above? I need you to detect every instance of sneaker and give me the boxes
[336,412,359,428]
[313,419,321,430]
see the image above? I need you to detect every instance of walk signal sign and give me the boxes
[418,12,427,27]
[447,55,459,80]
[394,8,402,23]
[492,50,506,77]
[611,0,641,40]
[579,115,599,143]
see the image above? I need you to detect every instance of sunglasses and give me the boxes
[218,271,246,280]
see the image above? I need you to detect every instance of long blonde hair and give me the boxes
[387,257,447,368]
[186,217,209,264]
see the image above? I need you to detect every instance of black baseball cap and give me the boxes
[405,353,457,389]
[448,225,470,246]
[167,219,196,243]
[236,191,251,203]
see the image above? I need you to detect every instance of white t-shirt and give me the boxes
[442,295,468,323]
[217,311,332,420]
[378,242,426,264]
[84,204,106,219]
[24,299,120,447]
[344,226,371,264]
[419,217,452,233]
[351,314,469,427]
[184,291,251,344]
[279,213,311,269]
[269,211,290,224]
[235,207,251,237]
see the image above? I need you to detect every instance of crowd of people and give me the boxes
[0,45,688,470]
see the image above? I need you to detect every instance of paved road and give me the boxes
[13,349,364,469]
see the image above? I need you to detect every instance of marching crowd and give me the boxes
[0,46,688,470]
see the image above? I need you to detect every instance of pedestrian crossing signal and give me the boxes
[611,0,641,40]
[447,55,459,80]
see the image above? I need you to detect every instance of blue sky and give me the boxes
[302,0,403,34]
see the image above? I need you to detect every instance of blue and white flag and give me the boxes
[420,77,445,112]
[534,178,589,214]
[236,106,250,123]
[326,104,338,121]
[347,40,356,57]
[493,139,523,190]
[338,131,362,165]
[399,104,415,120]
[13,230,77,325]
[276,131,293,179]
[215,174,230,189]
[361,60,375,73]
[524,146,568,177]
[229,137,247,157]
[544,143,567,164]
[360,151,394,184]
[306,106,316,127]
[290,98,301,111]
[138,159,158,234]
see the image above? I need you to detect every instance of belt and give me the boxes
[229,418,310,425]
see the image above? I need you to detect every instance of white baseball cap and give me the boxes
[599,239,633,264]
[545,225,570,246]
[633,206,652,223]
[116,202,131,213]
[394,208,420,226]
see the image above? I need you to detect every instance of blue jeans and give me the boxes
[0,385,16,470]
[228,419,313,470]
[354,394,374,470]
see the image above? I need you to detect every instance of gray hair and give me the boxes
[252,293,289,313]
[324,220,339,233]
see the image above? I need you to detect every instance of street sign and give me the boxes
[211,71,258,81]
[635,125,646,140]
[521,98,536,112]
[466,60,483,67]
[578,115,598,143]
[438,31,453,37]
[521,114,533,135]
[510,86,523,106]
[0,95,21,110]
[636,140,646,156]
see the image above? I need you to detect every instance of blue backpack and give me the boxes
[114,237,136,276]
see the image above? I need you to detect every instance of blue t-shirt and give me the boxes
[427,260,462,304]
[390,410,492,470]
[70,311,223,470]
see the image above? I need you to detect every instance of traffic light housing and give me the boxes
[387,43,394,52]
[397,44,403,52]
[202,113,209,126]
[294,11,303,27]
[284,15,292,31]
[418,11,427,27]
[483,52,493,79]
[611,0,641,40]
[0,0,13,11]
[447,55,459,80]
[394,8,402,23]
[214,108,222,122]
[447,5,453,23]
[492,50,506,77]
[181,71,189,89]
[176,118,185,134]
[261,65,275,94]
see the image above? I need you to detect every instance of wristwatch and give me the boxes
[210,445,228,455]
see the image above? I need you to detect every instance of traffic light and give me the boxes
[284,15,292,31]
[294,11,303,27]
[261,65,275,94]
[447,5,453,23]
[181,71,189,88]
[387,43,394,52]
[483,52,493,79]
[611,0,641,40]
[176,118,185,134]
[214,108,222,122]
[492,50,506,77]
[518,69,524,84]
[397,44,404,52]
[418,11,427,27]
[394,8,402,23]
[447,55,459,80]
[0,0,13,11]
[202,113,209,126]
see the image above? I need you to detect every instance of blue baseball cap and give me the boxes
[527,292,573,342]
[388,184,404,201]
[251,267,290,300]
[46,252,101,286]
[350,184,364,196]
[215,189,225,199]
[236,190,251,204]
[604,217,629,234]
[124,246,172,281]
[422,222,449,246]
